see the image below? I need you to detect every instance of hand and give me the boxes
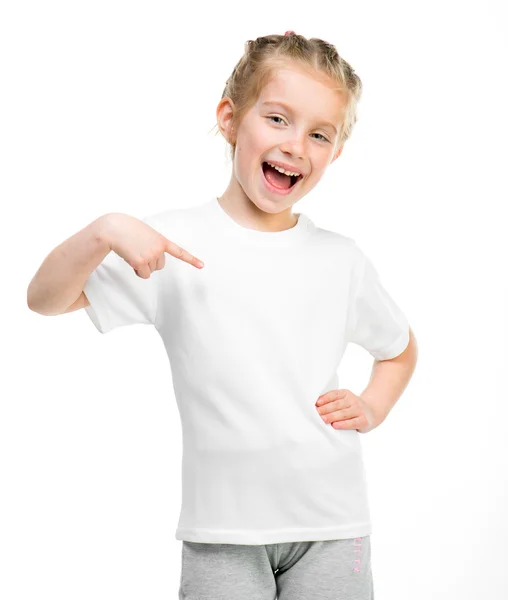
[101,213,204,278]
[315,389,378,434]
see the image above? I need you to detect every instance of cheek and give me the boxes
[248,120,276,149]
[236,141,264,174]
[237,128,263,158]
[233,149,260,185]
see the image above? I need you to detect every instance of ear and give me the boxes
[330,144,344,164]
[216,97,236,146]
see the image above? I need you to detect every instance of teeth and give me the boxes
[267,162,301,178]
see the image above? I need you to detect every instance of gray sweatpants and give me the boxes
[179,536,374,599]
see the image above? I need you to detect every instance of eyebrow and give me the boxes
[261,100,338,134]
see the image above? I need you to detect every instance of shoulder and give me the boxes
[141,203,199,227]
[309,220,364,264]
[140,203,207,241]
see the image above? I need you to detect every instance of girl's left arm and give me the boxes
[360,327,418,428]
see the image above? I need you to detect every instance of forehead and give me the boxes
[257,66,346,125]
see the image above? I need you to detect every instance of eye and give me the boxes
[312,133,330,143]
[267,116,285,125]
[267,117,330,143]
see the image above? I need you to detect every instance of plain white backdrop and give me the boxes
[2,0,507,598]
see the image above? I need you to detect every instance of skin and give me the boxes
[315,333,418,434]
[315,389,377,434]
[215,59,347,232]
[216,59,418,432]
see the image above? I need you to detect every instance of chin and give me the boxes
[248,197,274,214]
[256,197,298,215]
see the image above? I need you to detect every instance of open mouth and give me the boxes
[262,162,303,191]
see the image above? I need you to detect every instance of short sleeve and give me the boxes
[348,249,410,360]
[83,215,160,334]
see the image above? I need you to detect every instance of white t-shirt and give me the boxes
[83,196,410,545]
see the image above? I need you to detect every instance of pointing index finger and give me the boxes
[165,239,204,269]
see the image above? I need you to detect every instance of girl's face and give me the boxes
[217,62,346,219]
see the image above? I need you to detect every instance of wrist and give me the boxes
[360,394,388,429]
[94,213,121,251]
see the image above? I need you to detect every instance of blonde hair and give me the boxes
[212,32,363,161]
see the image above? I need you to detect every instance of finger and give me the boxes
[317,400,339,416]
[134,263,151,279]
[165,239,204,269]
[332,416,363,430]
[316,396,349,415]
[321,406,357,423]
[316,389,348,406]
[155,253,166,271]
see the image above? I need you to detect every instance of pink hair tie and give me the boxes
[284,30,295,36]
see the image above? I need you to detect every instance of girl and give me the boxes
[28,31,417,600]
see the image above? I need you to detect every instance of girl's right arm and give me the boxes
[27,214,115,316]
[27,212,204,317]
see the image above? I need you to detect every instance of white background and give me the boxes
[2,0,507,598]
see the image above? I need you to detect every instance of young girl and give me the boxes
[28,31,417,600]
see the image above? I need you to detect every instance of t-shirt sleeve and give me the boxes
[82,215,160,334]
[348,248,410,360]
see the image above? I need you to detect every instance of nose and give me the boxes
[279,136,306,162]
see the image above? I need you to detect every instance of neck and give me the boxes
[218,176,299,233]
